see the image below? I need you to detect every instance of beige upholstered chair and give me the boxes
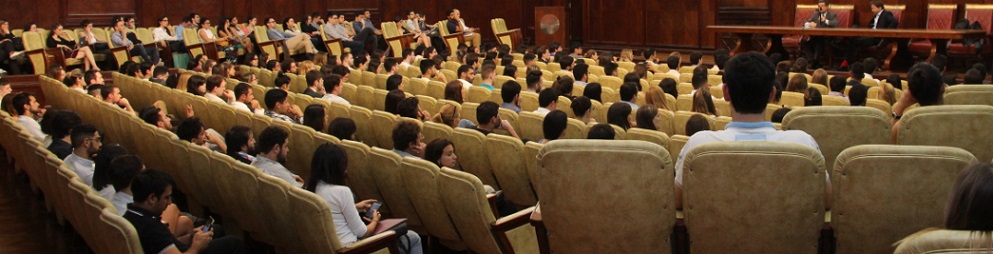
[832,145,977,254]
[368,147,424,231]
[371,111,399,150]
[517,112,545,141]
[522,142,543,198]
[944,85,993,106]
[780,91,806,108]
[439,168,539,254]
[681,142,825,253]
[450,128,500,189]
[535,140,675,253]
[287,187,400,254]
[485,134,538,208]
[340,140,386,213]
[672,111,713,136]
[782,106,891,166]
[893,229,993,254]
[349,106,377,147]
[897,105,993,162]
[399,157,466,250]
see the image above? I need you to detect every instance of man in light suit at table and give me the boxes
[801,0,838,69]
[844,0,899,63]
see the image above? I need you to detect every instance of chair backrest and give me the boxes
[832,5,856,28]
[536,140,674,253]
[484,134,537,208]
[780,91,806,108]
[371,110,398,149]
[368,147,423,229]
[285,187,343,253]
[926,4,959,30]
[682,142,825,253]
[782,106,892,166]
[893,229,993,254]
[795,4,820,27]
[399,157,465,248]
[945,85,993,106]
[339,140,384,213]
[672,111,713,136]
[965,4,993,35]
[897,105,993,162]
[256,173,298,251]
[98,208,143,254]
[439,168,538,254]
[833,145,977,254]
[349,106,377,149]
[675,94,693,112]
[450,128,499,189]
[518,112,545,141]
[625,128,671,152]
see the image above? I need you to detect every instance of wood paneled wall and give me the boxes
[1,0,990,51]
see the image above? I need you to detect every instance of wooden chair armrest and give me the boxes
[495,28,522,36]
[487,190,503,218]
[443,32,464,40]
[323,38,342,44]
[528,204,549,254]
[338,230,401,254]
[491,206,535,233]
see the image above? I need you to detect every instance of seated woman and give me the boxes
[0,20,24,74]
[692,88,718,116]
[302,104,327,132]
[424,138,516,216]
[306,143,423,254]
[401,11,431,48]
[77,20,109,52]
[582,83,602,102]
[152,16,188,53]
[607,102,634,131]
[220,16,254,54]
[540,110,567,144]
[327,117,357,141]
[443,80,465,104]
[635,106,663,131]
[47,23,100,71]
[197,18,236,63]
[570,96,596,125]
[644,85,672,111]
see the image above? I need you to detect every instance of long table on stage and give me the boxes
[707,25,988,71]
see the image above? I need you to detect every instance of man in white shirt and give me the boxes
[418,59,445,83]
[322,74,351,106]
[203,75,234,104]
[232,83,265,115]
[64,124,101,185]
[399,49,415,69]
[665,55,682,80]
[11,93,47,142]
[101,84,136,115]
[108,155,143,216]
[445,9,481,47]
[0,78,11,109]
[573,64,589,87]
[673,52,828,210]
[252,126,303,188]
[619,82,640,111]
[325,13,376,54]
[457,64,475,91]
[534,88,559,117]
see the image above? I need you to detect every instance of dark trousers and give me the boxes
[169,40,189,53]
[355,28,378,53]
[0,41,21,74]
[802,37,830,65]
[200,235,245,254]
[342,40,365,55]
[845,37,881,62]
[130,45,161,64]
[311,37,327,52]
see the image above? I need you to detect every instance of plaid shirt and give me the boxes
[265,111,300,124]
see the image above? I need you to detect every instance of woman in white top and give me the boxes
[306,143,423,254]
[152,16,188,53]
[78,20,109,51]
[221,16,254,53]
[282,18,302,36]
[198,18,237,63]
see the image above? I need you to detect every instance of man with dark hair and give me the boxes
[232,83,264,115]
[399,49,415,69]
[383,58,399,75]
[964,68,985,84]
[457,64,475,91]
[326,12,375,55]
[225,125,256,164]
[204,75,233,104]
[0,78,10,108]
[446,9,481,47]
[176,117,227,153]
[479,64,496,90]
[101,84,136,115]
[535,88,560,116]
[930,54,948,73]
[573,64,589,87]
[802,0,838,68]
[556,55,575,77]
[66,124,102,186]
[848,62,866,86]
[392,120,425,158]
[845,0,898,63]
[501,81,522,113]
[266,17,318,57]
[848,83,868,106]
[302,70,324,98]
[892,63,944,140]
[322,74,350,106]
[689,52,703,67]
[43,110,82,159]
[140,106,174,131]
[862,58,880,82]
[112,19,160,64]
[386,74,404,91]
[85,70,105,86]
[264,89,302,123]
[526,70,543,93]
[691,65,709,90]
[666,55,682,79]
[674,52,824,209]
[149,66,170,86]
[568,42,583,59]
[418,59,445,82]
[586,123,615,140]
[126,169,244,254]
[603,62,619,77]
[109,155,144,215]
[523,53,538,68]
[12,93,46,141]
[474,101,519,138]
[714,50,731,74]
[253,126,302,187]
[619,82,639,110]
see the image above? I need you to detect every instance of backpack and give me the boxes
[956,19,984,48]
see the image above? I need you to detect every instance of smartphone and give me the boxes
[201,217,215,232]
[365,201,383,218]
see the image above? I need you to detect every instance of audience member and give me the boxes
[264,89,303,123]
[392,120,425,158]
[607,103,633,130]
[302,104,327,131]
[12,92,46,141]
[571,96,596,124]
[534,88,560,116]
[582,83,602,102]
[176,117,227,153]
[540,110,568,144]
[892,63,944,141]
[327,118,357,141]
[635,106,663,131]
[91,144,129,200]
[253,126,302,187]
[65,124,102,186]
[474,101,519,138]
[225,125,256,164]
[685,114,711,136]
[586,123,615,140]
[43,110,82,159]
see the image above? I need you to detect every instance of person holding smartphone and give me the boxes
[801,0,838,69]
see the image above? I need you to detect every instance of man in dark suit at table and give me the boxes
[802,0,839,69]
[844,0,899,64]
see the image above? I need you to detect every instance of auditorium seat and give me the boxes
[673,111,713,136]
[354,85,375,110]
[371,111,399,150]
[485,134,538,208]
[781,106,891,165]
[451,128,499,189]
[909,5,958,57]
[948,4,993,61]
[592,102,611,124]
[215,155,272,239]
[534,140,674,253]
[864,99,892,115]
[676,83,694,95]
[372,89,388,112]
[765,104,784,121]
[945,84,993,106]
[287,186,400,253]
[712,116,732,130]
[558,118,588,140]
[893,229,993,254]
[348,106,377,147]
[338,140,386,214]
[467,86,491,103]
[423,120,454,145]
[609,124,627,140]
[820,95,847,106]
[361,71,376,88]
[809,83,829,95]
[832,145,977,254]
[497,108,520,134]
[439,168,538,254]
[426,80,446,100]
[97,208,142,254]
[494,75,514,90]
[399,157,467,250]
[368,147,424,231]
[674,94,693,112]
[601,87,620,103]
[712,99,731,117]
[897,105,993,162]
[681,142,825,253]
[625,128,671,154]
[782,4,819,58]
[460,102,480,126]
[780,91,806,108]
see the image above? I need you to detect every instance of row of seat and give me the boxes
[0,101,141,253]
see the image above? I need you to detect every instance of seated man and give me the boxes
[325,12,377,54]
[674,52,828,210]
[446,9,481,48]
[534,88,559,116]
[303,70,324,98]
[801,0,838,68]
[474,101,519,139]
[65,124,101,185]
[176,117,227,153]
[231,83,264,115]
[112,19,160,64]
[263,89,303,124]
[501,81,522,113]
[252,126,303,188]
[139,106,174,131]
[203,76,234,104]
[322,74,351,106]
[266,17,318,56]
[45,110,82,159]
[125,169,244,254]
[845,0,898,63]
[392,120,425,159]
[11,92,46,142]
[102,84,136,115]
[457,64,475,91]
[891,63,944,142]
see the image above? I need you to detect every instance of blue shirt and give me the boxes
[175,25,185,40]
[501,102,521,113]
[480,83,494,91]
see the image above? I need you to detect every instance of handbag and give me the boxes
[372,218,410,253]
